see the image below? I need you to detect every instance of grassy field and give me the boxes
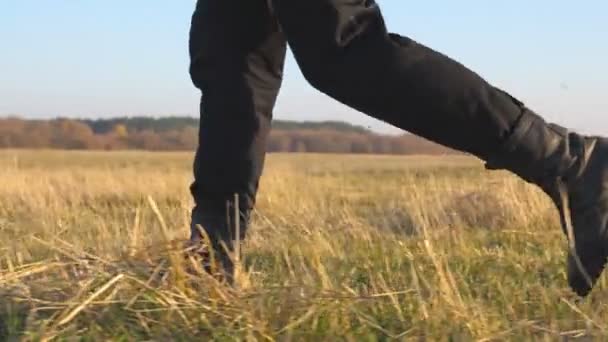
[0,150,607,341]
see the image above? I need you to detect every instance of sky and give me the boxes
[1,1,607,134]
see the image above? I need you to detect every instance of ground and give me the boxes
[0,150,606,340]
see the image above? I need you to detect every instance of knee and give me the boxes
[189,61,206,90]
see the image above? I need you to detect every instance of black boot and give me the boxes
[187,200,250,285]
[486,107,608,297]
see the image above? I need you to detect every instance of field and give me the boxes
[0,150,607,341]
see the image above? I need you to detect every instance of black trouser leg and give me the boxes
[189,0,608,295]
[188,0,286,248]
[271,0,525,161]
[190,0,529,249]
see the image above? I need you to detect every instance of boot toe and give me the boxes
[563,138,608,297]
[567,247,607,297]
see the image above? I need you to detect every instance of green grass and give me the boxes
[0,150,606,341]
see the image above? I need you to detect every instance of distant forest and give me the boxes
[0,116,457,155]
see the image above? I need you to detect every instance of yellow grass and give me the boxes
[0,150,606,340]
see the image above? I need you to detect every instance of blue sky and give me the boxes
[1,1,606,134]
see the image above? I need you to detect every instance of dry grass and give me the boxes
[0,150,607,341]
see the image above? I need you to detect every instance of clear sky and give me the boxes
[1,1,606,134]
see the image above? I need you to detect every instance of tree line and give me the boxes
[0,116,458,155]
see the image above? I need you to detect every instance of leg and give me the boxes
[271,0,608,296]
[271,0,521,160]
[188,0,286,278]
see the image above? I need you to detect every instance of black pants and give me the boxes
[188,0,524,240]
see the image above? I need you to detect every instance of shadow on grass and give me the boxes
[0,291,34,341]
